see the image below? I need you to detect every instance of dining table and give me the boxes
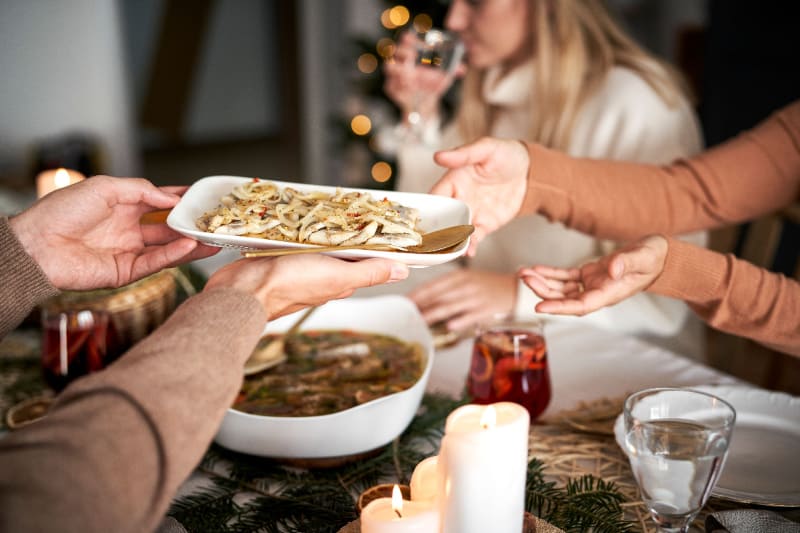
[1,260,798,532]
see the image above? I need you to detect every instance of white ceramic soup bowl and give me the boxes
[214,295,434,459]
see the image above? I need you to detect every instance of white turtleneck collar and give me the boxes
[482,60,535,107]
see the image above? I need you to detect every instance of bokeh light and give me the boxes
[350,114,372,136]
[389,6,410,27]
[376,37,396,58]
[380,9,396,29]
[413,13,433,33]
[371,161,393,183]
[357,53,378,74]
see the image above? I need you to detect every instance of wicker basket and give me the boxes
[43,269,192,348]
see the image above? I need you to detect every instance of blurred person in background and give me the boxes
[382,0,708,358]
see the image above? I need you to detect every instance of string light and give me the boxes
[380,9,396,29]
[351,114,372,136]
[389,6,410,27]
[371,161,392,183]
[357,53,378,74]
[376,37,396,58]
[413,13,433,33]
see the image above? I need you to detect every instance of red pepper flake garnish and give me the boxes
[252,177,260,182]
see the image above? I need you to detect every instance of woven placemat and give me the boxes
[535,396,746,532]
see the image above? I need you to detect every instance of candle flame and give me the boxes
[54,168,71,188]
[391,484,403,517]
[480,405,497,429]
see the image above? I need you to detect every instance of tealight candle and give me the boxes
[36,167,85,198]
[409,455,439,504]
[360,484,440,533]
[437,402,530,533]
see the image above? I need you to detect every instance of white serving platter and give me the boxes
[167,176,471,268]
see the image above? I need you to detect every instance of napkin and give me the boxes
[706,510,800,532]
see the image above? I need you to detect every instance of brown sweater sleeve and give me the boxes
[0,216,59,336]
[0,288,266,533]
[517,100,800,355]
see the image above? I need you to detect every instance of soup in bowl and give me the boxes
[214,295,434,459]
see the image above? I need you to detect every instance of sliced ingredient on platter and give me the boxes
[234,329,426,417]
[196,179,423,247]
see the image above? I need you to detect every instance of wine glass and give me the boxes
[623,388,736,532]
[404,28,464,142]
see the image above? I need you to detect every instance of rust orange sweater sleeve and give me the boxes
[517,100,800,355]
[520,100,800,238]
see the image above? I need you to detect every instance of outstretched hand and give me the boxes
[430,137,530,256]
[204,254,409,320]
[518,235,669,316]
[9,176,219,290]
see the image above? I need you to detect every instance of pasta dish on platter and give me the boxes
[195,179,423,247]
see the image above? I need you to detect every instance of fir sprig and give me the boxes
[169,394,633,532]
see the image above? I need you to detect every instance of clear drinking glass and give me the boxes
[624,388,736,532]
[405,28,464,141]
[467,317,551,420]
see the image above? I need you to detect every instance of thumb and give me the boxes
[350,259,409,287]
[609,254,626,280]
[434,138,493,169]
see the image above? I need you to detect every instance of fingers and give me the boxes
[141,223,185,245]
[159,185,189,196]
[519,265,581,281]
[92,176,182,209]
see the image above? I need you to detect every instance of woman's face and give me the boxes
[445,0,531,69]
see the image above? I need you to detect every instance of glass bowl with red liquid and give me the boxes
[467,319,551,420]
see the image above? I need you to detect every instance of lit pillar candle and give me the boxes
[437,402,530,533]
[361,484,440,533]
[36,167,85,198]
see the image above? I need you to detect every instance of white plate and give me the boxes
[614,385,800,507]
[167,175,471,268]
[214,295,434,459]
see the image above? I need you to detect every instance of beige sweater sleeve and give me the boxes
[0,216,59,336]
[518,100,800,355]
[0,286,266,533]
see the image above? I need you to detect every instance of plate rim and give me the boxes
[613,384,800,507]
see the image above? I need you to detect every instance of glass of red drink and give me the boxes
[467,318,551,420]
[41,308,119,392]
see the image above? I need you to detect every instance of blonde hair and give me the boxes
[456,0,691,150]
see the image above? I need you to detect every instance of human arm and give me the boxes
[0,254,408,532]
[431,100,800,247]
[8,175,219,291]
[520,236,800,356]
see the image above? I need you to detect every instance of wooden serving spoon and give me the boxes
[241,224,474,258]
[243,306,316,376]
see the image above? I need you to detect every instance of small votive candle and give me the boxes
[361,484,440,533]
[409,455,439,504]
[36,167,85,198]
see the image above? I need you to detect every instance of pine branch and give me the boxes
[174,395,635,532]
